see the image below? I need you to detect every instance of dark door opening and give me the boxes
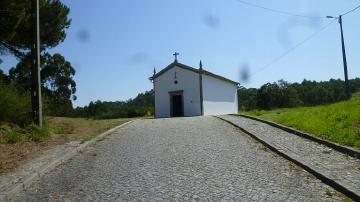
[170,93,184,117]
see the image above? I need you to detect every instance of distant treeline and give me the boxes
[73,90,154,119]
[74,78,360,119]
[2,68,359,125]
[238,78,360,111]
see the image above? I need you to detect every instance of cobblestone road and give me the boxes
[14,117,345,201]
[219,115,360,198]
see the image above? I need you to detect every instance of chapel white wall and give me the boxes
[202,74,238,115]
[154,66,201,118]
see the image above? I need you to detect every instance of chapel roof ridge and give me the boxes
[150,61,239,85]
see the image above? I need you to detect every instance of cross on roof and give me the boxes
[173,52,179,62]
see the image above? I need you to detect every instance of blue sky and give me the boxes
[1,0,359,106]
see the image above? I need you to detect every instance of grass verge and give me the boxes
[46,117,133,143]
[0,117,134,174]
[243,93,360,150]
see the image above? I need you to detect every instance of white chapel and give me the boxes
[150,54,239,118]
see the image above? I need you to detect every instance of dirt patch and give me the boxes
[0,117,133,175]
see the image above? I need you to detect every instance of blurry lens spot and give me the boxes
[77,30,90,43]
[203,13,220,29]
[126,52,148,65]
[239,64,250,83]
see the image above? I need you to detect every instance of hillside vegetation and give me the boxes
[245,93,360,149]
[238,78,360,111]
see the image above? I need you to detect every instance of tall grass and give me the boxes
[26,124,52,142]
[245,93,360,149]
[1,124,52,143]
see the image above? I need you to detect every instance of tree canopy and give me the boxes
[8,53,76,116]
[0,0,75,117]
[0,0,70,58]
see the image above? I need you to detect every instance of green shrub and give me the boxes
[3,130,24,143]
[0,83,32,126]
[0,122,12,131]
[0,162,4,172]
[27,124,52,142]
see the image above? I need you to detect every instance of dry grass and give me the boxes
[47,117,133,143]
[0,117,133,175]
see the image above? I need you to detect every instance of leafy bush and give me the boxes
[3,130,24,143]
[0,83,32,126]
[26,124,52,142]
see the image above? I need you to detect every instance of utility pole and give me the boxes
[327,15,351,99]
[31,0,42,127]
[338,15,351,99]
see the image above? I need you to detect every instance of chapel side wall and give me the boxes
[202,74,238,115]
[154,66,201,118]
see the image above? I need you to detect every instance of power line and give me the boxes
[250,19,336,78]
[233,1,360,78]
[341,4,360,16]
[234,0,324,19]
[234,0,360,19]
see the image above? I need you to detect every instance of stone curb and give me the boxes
[0,120,133,201]
[215,116,360,201]
[233,114,360,159]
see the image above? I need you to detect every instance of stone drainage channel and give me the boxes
[215,115,360,201]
